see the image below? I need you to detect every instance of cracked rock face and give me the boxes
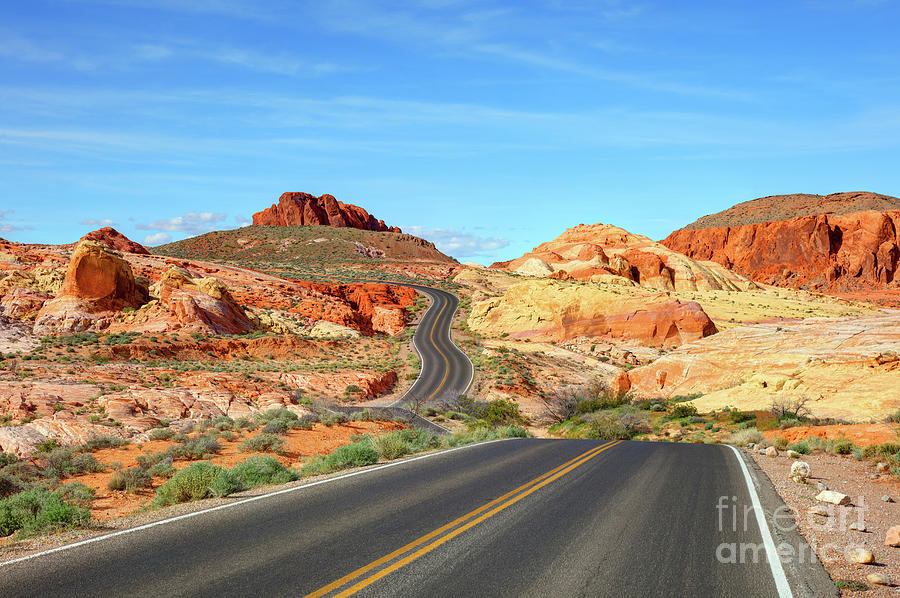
[252,192,401,233]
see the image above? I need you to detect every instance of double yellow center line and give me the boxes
[305,440,623,598]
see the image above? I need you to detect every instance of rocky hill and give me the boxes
[491,222,758,292]
[682,191,900,229]
[253,192,401,233]
[661,192,900,296]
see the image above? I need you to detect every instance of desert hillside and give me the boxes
[661,191,900,302]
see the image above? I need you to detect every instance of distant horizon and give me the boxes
[3,1,899,264]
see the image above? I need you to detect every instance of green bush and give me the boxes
[0,488,90,537]
[149,428,175,441]
[834,440,854,455]
[208,470,243,498]
[788,441,810,455]
[729,410,756,424]
[370,433,408,460]
[239,433,285,454]
[167,435,221,461]
[773,436,790,451]
[262,419,290,436]
[147,461,176,478]
[228,455,298,489]
[79,436,128,451]
[152,462,224,507]
[301,441,378,475]
[58,482,96,508]
[212,416,235,431]
[668,403,698,419]
[495,425,528,438]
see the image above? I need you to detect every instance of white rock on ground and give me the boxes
[816,490,851,506]
[790,461,811,482]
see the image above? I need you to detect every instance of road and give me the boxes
[0,439,833,597]
[390,284,473,407]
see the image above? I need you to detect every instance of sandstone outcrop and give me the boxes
[492,223,757,292]
[662,192,900,293]
[34,241,143,333]
[0,288,51,320]
[122,267,254,335]
[280,370,398,400]
[252,192,401,233]
[79,227,150,255]
[627,312,900,420]
[467,279,717,346]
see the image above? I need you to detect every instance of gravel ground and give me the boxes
[753,450,900,596]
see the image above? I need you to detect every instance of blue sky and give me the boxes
[1,0,899,263]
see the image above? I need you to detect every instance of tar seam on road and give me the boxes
[727,445,793,598]
[307,440,624,598]
[0,439,515,569]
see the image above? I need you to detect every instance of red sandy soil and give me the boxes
[62,420,404,522]
[763,424,898,447]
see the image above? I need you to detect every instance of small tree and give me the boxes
[770,396,811,420]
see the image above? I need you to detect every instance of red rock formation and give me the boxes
[294,281,417,336]
[252,192,401,233]
[662,210,900,292]
[80,227,150,255]
[35,241,143,333]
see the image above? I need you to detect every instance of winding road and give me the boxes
[390,285,473,407]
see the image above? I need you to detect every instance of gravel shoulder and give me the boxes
[752,450,900,596]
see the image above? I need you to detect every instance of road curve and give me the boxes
[390,284,472,407]
[0,439,832,597]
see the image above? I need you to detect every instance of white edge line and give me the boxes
[0,438,513,568]
[727,445,793,598]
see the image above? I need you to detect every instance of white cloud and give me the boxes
[142,232,173,245]
[405,226,509,258]
[137,211,228,234]
[80,218,116,227]
[235,215,250,225]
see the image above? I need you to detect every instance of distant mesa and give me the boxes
[79,227,149,255]
[661,191,900,295]
[252,192,401,233]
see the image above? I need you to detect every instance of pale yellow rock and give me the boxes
[309,320,361,339]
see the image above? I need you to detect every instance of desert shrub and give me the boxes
[862,442,900,459]
[728,428,764,446]
[152,462,224,507]
[770,396,810,421]
[228,455,298,489]
[0,488,90,537]
[212,416,234,431]
[58,482,96,508]
[668,403,698,419]
[788,441,810,455]
[495,425,528,438]
[778,417,802,429]
[370,433,408,461]
[773,436,790,451]
[0,452,18,468]
[688,416,706,424]
[729,410,756,424]
[584,410,647,440]
[135,452,168,469]
[454,397,525,426]
[239,433,285,454]
[255,408,299,424]
[834,440,855,455]
[234,417,258,431]
[208,470,243,498]
[301,441,378,475]
[262,419,290,436]
[319,412,348,427]
[168,435,221,461]
[79,436,128,451]
[147,461,176,479]
[108,467,152,493]
[150,428,175,441]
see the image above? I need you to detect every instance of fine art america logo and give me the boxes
[715,495,869,564]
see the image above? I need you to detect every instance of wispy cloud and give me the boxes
[0,209,31,233]
[142,232,173,245]
[136,211,228,234]
[406,226,509,258]
[80,218,116,227]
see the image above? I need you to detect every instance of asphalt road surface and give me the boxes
[0,439,831,597]
[390,284,472,406]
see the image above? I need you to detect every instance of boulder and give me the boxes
[252,192,400,232]
[848,547,875,564]
[816,490,851,506]
[790,460,810,482]
[765,446,778,457]
[0,288,51,320]
[866,572,889,586]
[153,267,254,335]
[34,241,142,333]
[309,320,362,339]
[885,525,900,546]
